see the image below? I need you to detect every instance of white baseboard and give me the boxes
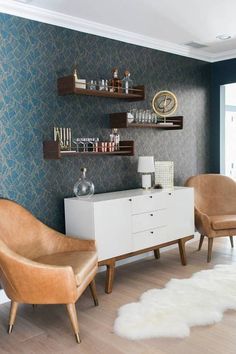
[0,290,10,304]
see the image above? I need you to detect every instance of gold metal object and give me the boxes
[8,324,13,334]
[75,333,81,343]
[152,90,178,117]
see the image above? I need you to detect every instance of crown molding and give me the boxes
[1,0,236,63]
[210,49,236,63]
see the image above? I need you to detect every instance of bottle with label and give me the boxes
[73,69,79,81]
[122,70,133,94]
[109,68,122,93]
[112,128,120,151]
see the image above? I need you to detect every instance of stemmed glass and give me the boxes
[73,138,85,152]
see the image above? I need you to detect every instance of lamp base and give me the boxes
[141,174,151,189]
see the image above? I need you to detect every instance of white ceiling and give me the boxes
[1,0,236,62]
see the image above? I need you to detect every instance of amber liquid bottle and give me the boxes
[110,68,122,93]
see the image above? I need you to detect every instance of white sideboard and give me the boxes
[64,187,194,293]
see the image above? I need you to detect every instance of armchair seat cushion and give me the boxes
[34,251,97,287]
[210,215,236,230]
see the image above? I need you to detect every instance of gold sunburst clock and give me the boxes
[152,90,178,117]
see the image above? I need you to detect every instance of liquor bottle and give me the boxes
[109,68,122,93]
[73,167,95,198]
[112,128,120,151]
[122,70,133,94]
[73,68,79,82]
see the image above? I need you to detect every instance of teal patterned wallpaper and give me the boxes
[0,13,211,231]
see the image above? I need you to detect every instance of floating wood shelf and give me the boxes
[110,113,183,130]
[43,141,134,160]
[57,76,145,101]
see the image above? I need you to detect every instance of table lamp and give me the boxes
[138,156,155,189]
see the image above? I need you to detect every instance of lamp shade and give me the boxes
[138,156,155,173]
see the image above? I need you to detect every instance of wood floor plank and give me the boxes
[1,237,236,353]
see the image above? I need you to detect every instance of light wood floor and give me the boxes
[1,237,236,354]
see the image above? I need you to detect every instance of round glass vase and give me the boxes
[73,167,95,198]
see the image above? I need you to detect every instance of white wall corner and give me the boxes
[0,289,10,304]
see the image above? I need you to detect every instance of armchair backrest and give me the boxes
[185,174,236,216]
[0,199,58,259]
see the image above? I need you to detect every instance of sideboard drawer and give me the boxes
[133,226,167,251]
[132,209,167,233]
[131,193,169,215]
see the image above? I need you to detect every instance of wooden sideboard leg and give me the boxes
[105,259,116,294]
[178,238,187,266]
[154,249,160,259]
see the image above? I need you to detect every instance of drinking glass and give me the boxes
[73,138,81,152]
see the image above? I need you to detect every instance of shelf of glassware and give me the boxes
[110,113,183,130]
[43,140,134,160]
[57,76,145,101]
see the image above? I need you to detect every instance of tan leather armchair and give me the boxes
[0,199,98,343]
[185,174,236,262]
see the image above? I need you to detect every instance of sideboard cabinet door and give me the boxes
[65,198,133,261]
[167,188,194,239]
[94,198,132,260]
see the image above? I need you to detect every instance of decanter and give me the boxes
[110,68,122,93]
[122,70,133,94]
[73,167,95,198]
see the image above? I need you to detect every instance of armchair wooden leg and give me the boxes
[89,279,99,306]
[230,236,234,248]
[207,238,214,263]
[154,248,160,259]
[66,303,81,344]
[8,301,18,334]
[198,235,205,251]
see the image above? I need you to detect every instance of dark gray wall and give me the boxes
[0,13,211,231]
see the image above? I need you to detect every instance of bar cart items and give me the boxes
[73,68,86,89]
[110,112,183,130]
[57,67,144,100]
[43,127,133,159]
[122,70,133,94]
[73,167,95,198]
[54,127,72,150]
[109,68,122,93]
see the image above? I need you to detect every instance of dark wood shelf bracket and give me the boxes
[57,76,145,101]
[110,112,183,130]
[43,140,134,160]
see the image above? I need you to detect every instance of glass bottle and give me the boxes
[73,167,95,198]
[122,70,133,94]
[110,68,122,93]
[112,128,120,151]
[73,68,79,82]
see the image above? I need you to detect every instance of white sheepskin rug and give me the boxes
[114,264,236,340]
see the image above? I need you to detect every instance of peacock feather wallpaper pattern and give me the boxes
[0,13,211,231]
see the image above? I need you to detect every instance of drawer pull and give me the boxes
[149,196,153,199]
[150,231,154,234]
[129,198,132,202]
[168,193,172,196]
[150,213,153,216]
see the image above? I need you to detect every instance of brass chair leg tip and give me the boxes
[8,325,13,334]
[75,333,81,344]
[94,300,99,307]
